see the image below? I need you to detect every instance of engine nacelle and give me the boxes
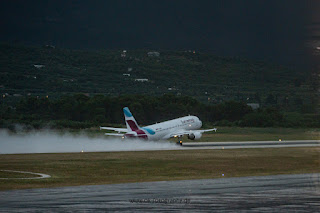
[187,132,202,140]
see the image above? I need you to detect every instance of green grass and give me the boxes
[0,171,39,179]
[0,147,319,190]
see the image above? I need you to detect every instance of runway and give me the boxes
[0,127,318,154]
[181,140,320,150]
[0,173,319,212]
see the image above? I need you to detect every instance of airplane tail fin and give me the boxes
[123,107,140,131]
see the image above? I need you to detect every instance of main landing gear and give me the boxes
[176,136,183,146]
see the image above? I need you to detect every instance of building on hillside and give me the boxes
[135,79,149,82]
[44,44,55,49]
[34,65,45,69]
[147,51,160,57]
[247,103,260,110]
[121,50,127,57]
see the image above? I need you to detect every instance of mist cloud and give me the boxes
[0,130,179,154]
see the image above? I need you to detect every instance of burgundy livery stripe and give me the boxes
[126,120,148,139]
[126,120,139,131]
[135,129,145,135]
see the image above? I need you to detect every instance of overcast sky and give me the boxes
[1,0,319,68]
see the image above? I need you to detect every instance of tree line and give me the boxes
[0,94,319,130]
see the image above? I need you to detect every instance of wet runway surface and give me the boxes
[181,140,320,150]
[0,173,319,212]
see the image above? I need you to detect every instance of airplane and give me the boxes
[100,107,217,145]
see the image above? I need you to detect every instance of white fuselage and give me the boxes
[136,116,202,140]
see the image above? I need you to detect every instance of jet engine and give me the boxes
[187,132,202,140]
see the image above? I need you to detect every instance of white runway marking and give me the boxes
[0,170,51,179]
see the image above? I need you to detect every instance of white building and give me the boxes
[121,50,127,57]
[247,103,260,110]
[147,52,160,57]
[135,79,149,82]
[34,65,45,69]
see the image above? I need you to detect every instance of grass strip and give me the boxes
[0,147,319,190]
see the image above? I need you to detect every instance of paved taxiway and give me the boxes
[0,173,319,212]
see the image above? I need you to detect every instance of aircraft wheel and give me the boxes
[176,141,183,146]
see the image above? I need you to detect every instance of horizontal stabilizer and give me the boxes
[100,127,128,133]
[104,133,124,137]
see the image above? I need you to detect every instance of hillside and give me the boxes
[0,44,318,111]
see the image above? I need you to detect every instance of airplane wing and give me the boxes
[168,128,217,138]
[197,128,217,133]
[100,127,128,133]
